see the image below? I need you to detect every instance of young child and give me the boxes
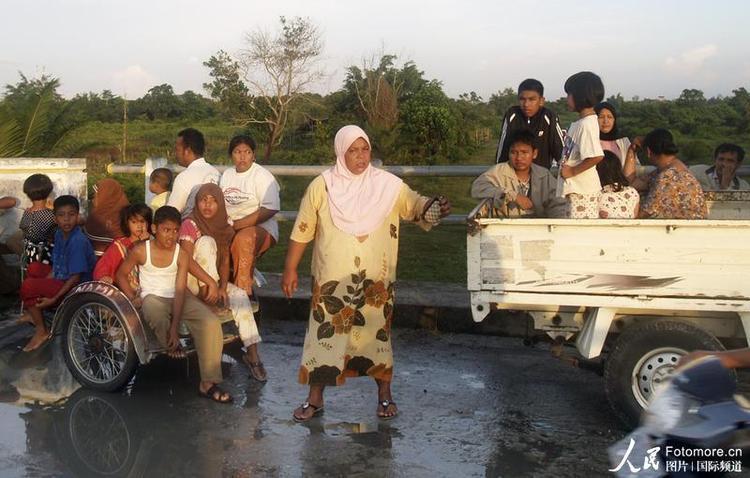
[149,168,173,211]
[19,174,56,275]
[93,203,152,285]
[596,151,639,219]
[472,130,563,217]
[19,195,96,352]
[495,78,564,168]
[116,206,231,403]
[557,71,606,219]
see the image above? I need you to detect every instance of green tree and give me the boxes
[203,50,252,119]
[131,84,182,120]
[400,80,458,161]
[237,16,326,161]
[0,73,90,157]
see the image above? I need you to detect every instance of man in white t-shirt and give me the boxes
[220,135,280,297]
[167,128,220,218]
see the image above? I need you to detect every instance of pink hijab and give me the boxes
[321,125,403,236]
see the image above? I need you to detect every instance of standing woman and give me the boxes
[220,135,280,297]
[281,125,451,422]
[595,101,639,168]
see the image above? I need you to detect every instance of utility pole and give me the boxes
[122,94,128,162]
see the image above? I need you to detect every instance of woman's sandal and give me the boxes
[198,384,233,404]
[293,401,324,423]
[377,399,398,420]
[242,355,268,382]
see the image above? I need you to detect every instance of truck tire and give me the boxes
[604,319,725,429]
[60,294,139,392]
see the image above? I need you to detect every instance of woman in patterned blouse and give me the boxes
[625,129,707,219]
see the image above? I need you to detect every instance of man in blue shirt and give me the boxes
[19,195,95,351]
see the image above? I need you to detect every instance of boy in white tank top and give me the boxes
[117,206,232,403]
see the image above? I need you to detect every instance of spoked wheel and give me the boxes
[68,394,132,476]
[61,295,138,392]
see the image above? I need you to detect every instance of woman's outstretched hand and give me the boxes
[438,196,451,218]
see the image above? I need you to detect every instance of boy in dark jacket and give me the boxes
[495,78,564,169]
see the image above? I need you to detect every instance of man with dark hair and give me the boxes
[690,143,749,191]
[474,130,564,217]
[167,128,220,217]
[495,78,564,169]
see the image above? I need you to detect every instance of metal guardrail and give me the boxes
[107,159,750,226]
[108,160,485,225]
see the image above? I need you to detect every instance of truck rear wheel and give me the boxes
[604,319,725,429]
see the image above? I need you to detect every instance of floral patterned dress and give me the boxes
[291,176,431,386]
[641,165,707,219]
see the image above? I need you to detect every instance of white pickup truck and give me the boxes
[467,191,750,427]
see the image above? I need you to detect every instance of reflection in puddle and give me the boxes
[0,336,80,406]
[299,420,402,449]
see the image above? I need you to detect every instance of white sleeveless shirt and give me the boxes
[139,240,179,299]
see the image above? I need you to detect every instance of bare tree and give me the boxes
[239,16,325,161]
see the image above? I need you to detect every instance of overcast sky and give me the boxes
[2,0,749,101]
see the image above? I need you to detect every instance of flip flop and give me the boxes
[242,355,268,382]
[198,384,233,404]
[377,399,398,420]
[293,401,324,422]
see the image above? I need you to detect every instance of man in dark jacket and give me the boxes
[495,79,564,169]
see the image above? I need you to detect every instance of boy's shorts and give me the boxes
[20,277,64,308]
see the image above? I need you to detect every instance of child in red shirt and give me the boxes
[94,203,152,285]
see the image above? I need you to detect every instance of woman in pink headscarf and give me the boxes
[282,125,451,422]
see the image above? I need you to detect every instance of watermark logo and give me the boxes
[610,438,660,473]
[610,437,744,474]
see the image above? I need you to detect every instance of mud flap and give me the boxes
[576,307,616,359]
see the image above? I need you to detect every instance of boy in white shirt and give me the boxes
[220,135,280,297]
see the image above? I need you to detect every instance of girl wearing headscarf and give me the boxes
[595,101,639,168]
[178,183,267,381]
[281,125,451,422]
[85,178,130,254]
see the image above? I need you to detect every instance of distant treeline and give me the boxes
[1,65,748,166]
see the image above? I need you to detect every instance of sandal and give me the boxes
[293,401,324,422]
[242,355,268,382]
[377,399,398,420]
[198,384,233,404]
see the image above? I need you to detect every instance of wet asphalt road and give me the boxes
[0,309,628,477]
